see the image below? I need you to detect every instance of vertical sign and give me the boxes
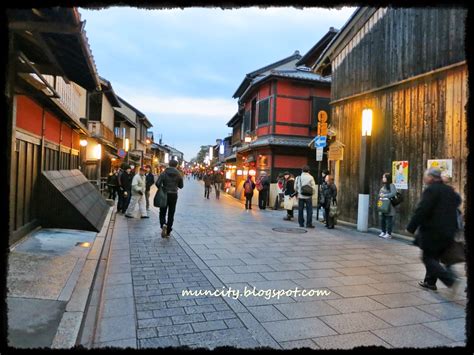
[392,161,409,189]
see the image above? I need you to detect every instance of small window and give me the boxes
[258,98,270,125]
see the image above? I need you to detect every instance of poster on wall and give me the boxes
[427,159,453,178]
[392,161,409,190]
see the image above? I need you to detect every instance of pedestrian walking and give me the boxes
[406,167,461,295]
[317,170,329,223]
[274,173,285,210]
[106,169,119,200]
[144,165,155,211]
[243,175,256,210]
[256,172,270,210]
[214,172,223,199]
[203,173,212,199]
[283,172,296,221]
[377,173,397,239]
[322,174,337,229]
[156,159,184,238]
[295,165,317,228]
[118,164,133,214]
[125,166,149,219]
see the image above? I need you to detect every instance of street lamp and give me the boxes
[357,108,373,232]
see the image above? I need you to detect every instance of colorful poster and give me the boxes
[427,159,453,178]
[392,161,409,190]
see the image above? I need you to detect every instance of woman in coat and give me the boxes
[322,175,337,229]
[378,173,397,239]
[283,172,296,220]
[243,175,256,210]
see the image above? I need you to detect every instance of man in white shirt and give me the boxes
[295,165,317,228]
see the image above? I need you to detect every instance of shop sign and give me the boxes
[316,147,324,161]
[328,141,344,161]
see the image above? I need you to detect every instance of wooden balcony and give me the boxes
[88,121,115,144]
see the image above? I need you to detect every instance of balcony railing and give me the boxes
[88,121,115,144]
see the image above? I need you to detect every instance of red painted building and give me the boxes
[226,31,337,201]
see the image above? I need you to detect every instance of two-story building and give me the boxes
[312,7,467,233]
[227,42,335,203]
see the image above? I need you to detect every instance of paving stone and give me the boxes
[137,328,158,339]
[369,293,430,308]
[153,307,186,318]
[96,315,136,343]
[415,302,466,320]
[192,320,227,332]
[247,305,287,322]
[95,338,137,349]
[178,327,257,345]
[275,301,340,319]
[261,317,337,342]
[328,285,384,297]
[332,275,379,285]
[313,331,391,349]
[370,306,439,326]
[259,271,307,281]
[137,317,173,328]
[185,304,216,314]
[203,310,237,321]
[372,324,455,348]
[218,273,266,283]
[230,265,274,273]
[369,282,420,294]
[224,318,245,329]
[139,336,180,348]
[423,318,466,342]
[325,296,387,313]
[300,269,346,278]
[101,297,135,318]
[334,267,375,276]
[293,277,343,288]
[280,339,319,349]
[319,312,391,334]
[171,313,206,324]
[136,311,154,320]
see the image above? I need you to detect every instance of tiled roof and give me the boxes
[238,136,313,152]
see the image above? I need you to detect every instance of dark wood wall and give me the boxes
[332,7,466,101]
[332,66,467,231]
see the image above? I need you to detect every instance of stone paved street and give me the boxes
[92,179,466,349]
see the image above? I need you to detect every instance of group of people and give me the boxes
[242,172,271,210]
[107,161,184,239]
[203,172,225,199]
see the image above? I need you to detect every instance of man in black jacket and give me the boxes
[156,160,184,238]
[117,163,132,213]
[257,172,270,210]
[144,165,155,211]
[406,167,461,295]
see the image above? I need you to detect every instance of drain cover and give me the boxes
[272,227,307,234]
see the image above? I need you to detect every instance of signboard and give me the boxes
[328,143,344,161]
[317,110,328,136]
[317,110,328,122]
[427,159,453,178]
[314,135,327,148]
[392,161,409,190]
[117,148,126,158]
[316,148,324,161]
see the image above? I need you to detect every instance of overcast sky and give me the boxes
[80,6,356,160]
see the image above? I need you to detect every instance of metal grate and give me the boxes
[272,227,308,234]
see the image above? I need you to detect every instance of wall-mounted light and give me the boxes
[213,167,218,172]
[249,169,256,176]
[244,135,252,143]
[125,138,130,152]
[362,108,373,137]
[146,139,151,144]
[237,170,243,176]
[80,139,88,147]
[243,170,248,176]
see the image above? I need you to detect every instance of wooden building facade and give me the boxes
[313,7,467,233]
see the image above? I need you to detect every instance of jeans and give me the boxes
[258,189,268,209]
[126,193,147,217]
[160,193,178,234]
[204,186,211,199]
[245,193,253,209]
[214,183,220,199]
[298,198,313,227]
[380,214,393,234]
[422,246,456,287]
[145,190,151,209]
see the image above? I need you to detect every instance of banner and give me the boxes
[427,159,453,178]
[392,161,409,190]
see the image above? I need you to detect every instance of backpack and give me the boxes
[244,181,253,194]
[255,178,264,191]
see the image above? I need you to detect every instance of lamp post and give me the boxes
[357,108,373,232]
[125,138,130,164]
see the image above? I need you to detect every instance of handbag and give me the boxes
[153,180,168,208]
[284,195,297,210]
[377,198,391,214]
[390,191,403,206]
[329,200,338,218]
[439,240,465,265]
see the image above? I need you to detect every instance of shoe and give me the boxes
[125,214,133,218]
[161,224,167,238]
[418,281,437,291]
[328,226,335,229]
[141,216,149,219]
[306,225,315,228]
[381,233,392,239]
[283,216,292,221]
[378,232,385,237]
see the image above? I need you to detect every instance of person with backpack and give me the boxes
[243,175,256,210]
[256,172,270,210]
[322,174,337,229]
[377,173,397,239]
[295,165,317,228]
[156,159,184,238]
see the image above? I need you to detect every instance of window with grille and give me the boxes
[258,98,270,125]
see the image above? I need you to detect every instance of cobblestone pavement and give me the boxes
[93,179,466,349]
